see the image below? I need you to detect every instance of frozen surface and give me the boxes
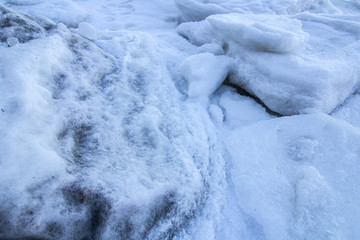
[204,12,360,115]
[1,0,360,239]
[226,113,360,239]
[180,53,233,98]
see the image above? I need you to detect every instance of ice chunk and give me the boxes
[206,13,360,115]
[207,13,309,53]
[180,53,233,98]
[177,20,214,46]
[174,0,227,21]
[78,22,97,41]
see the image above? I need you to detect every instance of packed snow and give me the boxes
[1,0,360,239]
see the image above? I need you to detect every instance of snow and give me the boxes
[197,43,224,55]
[218,87,271,128]
[180,53,233,98]
[78,22,97,41]
[226,113,360,239]
[1,0,360,239]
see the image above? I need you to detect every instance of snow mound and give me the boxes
[180,53,233,98]
[78,22,97,41]
[226,113,360,239]
[0,6,225,239]
[207,13,309,53]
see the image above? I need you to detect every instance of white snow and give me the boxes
[180,53,233,98]
[226,113,360,239]
[1,0,360,239]
[218,87,271,128]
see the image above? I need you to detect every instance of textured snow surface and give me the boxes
[1,0,360,239]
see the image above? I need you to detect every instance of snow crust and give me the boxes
[1,0,360,239]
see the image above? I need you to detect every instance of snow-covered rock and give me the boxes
[180,53,233,98]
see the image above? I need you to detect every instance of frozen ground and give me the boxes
[1,0,360,239]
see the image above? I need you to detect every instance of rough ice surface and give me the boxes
[202,12,360,115]
[1,0,360,239]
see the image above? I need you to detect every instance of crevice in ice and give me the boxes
[222,77,283,117]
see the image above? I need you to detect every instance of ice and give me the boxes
[201,12,360,115]
[2,0,360,239]
[176,20,214,46]
[180,53,233,98]
[174,0,227,21]
[78,22,97,41]
[207,13,309,53]
[226,113,360,239]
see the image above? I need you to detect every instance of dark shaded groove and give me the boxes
[222,77,283,117]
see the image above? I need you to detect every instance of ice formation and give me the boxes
[1,0,360,239]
